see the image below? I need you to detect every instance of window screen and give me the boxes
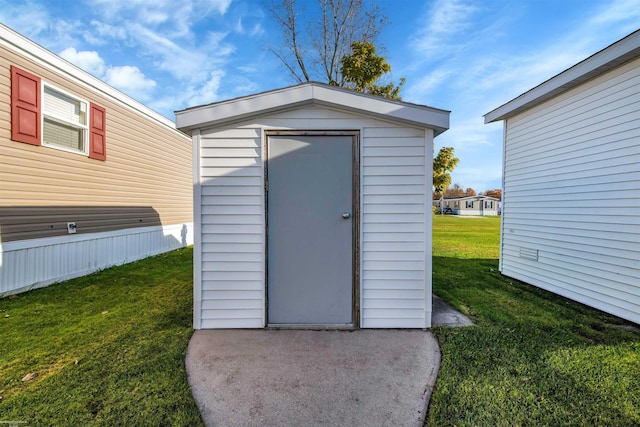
[42,85,88,154]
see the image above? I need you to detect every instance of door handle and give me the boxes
[342,212,351,219]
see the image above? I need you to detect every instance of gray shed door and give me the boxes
[267,135,353,326]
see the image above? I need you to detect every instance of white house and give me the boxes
[176,82,450,329]
[484,30,640,324]
[433,195,500,215]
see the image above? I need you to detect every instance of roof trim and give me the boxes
[484,29,640,123]
[434,195,500,201]
[0,23,184,136]
[175,82,450,135]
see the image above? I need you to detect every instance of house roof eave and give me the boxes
[484,29,640,123]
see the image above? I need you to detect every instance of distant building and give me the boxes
[432,195,500,216]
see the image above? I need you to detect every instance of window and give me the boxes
[11,65,107,160]
[485,201,493,209]
[42,84,89,154]
[466,201,474,208]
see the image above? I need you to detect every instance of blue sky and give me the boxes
[2,0,638,191]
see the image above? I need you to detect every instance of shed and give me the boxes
[484,30,640,324]
[176,82,450,329]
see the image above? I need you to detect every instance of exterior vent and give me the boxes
[519,247,538,261]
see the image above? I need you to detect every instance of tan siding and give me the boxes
[0,45,192,242]
[0,206,163,242]
[501,57,640,325]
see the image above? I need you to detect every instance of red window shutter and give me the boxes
[89,103,106,161]
[10,66,41,146]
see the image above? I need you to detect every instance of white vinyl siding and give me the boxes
[501,57,640,324]
[197,127,265,329]
[195,105,432,329]
[361,126,430,328]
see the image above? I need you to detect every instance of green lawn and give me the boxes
[0,248,204,426]
[427,215,640,426]
[1,219,638,426]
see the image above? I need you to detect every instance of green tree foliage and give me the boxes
[340,41,405,99]
[433,147,459,194]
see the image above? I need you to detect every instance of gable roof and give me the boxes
[484,29,640,123]
[436,195,500,202]
[175,82,450,135]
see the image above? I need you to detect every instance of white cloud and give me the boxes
[412,0,478,55]
[406,69,453,100]
[104,65,156,101]
[59,47,106,77]
[117,22,235,85]
[0,2,50,37]
[84,20,128,45]
[148,69,226,115]
[89,0,231,37]
[589,0,640,26]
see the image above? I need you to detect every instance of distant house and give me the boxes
[0,24,193,295]
[433,195,500,215]
[484,30,640,324]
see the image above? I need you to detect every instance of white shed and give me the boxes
[176,82,450,329]
[484,30,640,324]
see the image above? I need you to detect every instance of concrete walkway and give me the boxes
[432,295,474,327]
[186,296,472,427]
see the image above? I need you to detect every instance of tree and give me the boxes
[465,187,476,196]
[483,188,502,200]
[444,183,464,198]
[433,147,459,195]
[340,41,405,99]
[268,0,388,85]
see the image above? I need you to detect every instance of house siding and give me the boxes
[0,52,192,228]
[195,105,431,329]
[0,25,193,294]
[501,56,640,324]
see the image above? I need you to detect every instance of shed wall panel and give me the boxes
[196,106,431,329]
[501,56,640,324]
[197,127,265,328]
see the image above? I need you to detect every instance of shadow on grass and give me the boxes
[428,256,640,426]
[0,248,204,427]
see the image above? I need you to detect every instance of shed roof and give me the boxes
[175,82,450,135]
[484,29,640,123]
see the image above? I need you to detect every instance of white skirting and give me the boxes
[0,223,193,296]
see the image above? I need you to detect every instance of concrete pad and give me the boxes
[186,329,440,427]
[432,295,474,327]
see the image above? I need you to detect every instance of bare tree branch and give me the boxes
[268,0,387,85]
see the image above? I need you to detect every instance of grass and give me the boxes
[427,215,640,426]
[0,248,204,426]
[2,218,638,426]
